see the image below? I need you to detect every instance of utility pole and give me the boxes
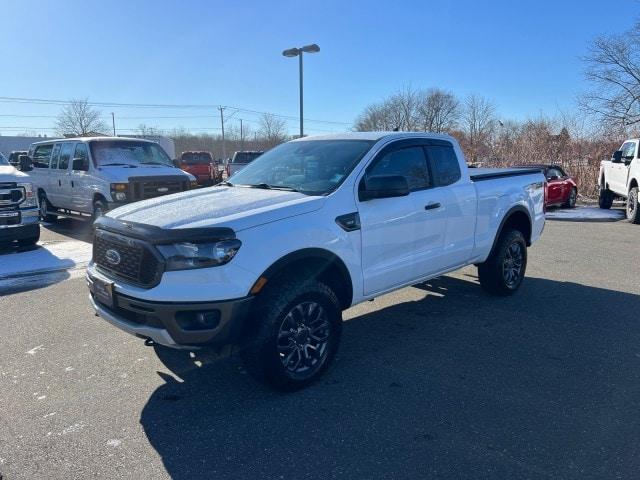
[111,112,116,136]
[218,106,226,161]
[239,119,244,152]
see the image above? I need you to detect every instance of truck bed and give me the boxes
[470,167,543,181]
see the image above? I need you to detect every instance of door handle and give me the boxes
[71,181,75,188]
[425,202,441,210]
[58,179,61,186]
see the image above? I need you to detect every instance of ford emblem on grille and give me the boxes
[157,187,169,193]
[105,249,122,266]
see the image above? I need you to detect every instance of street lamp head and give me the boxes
[301,43,320,54]
[282,47,300,57]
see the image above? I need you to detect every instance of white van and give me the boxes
[24,137,195,221]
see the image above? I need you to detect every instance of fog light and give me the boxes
[115,192,126,201]
[175,310,221,331]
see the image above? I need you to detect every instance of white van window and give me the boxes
[32,144,53,168]
[58,143,74,170]
[90,140,172,167]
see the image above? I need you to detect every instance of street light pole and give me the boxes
[111,112,116,136]
[283,43,320,139]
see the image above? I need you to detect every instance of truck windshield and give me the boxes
[229,140,375,195]
[232,152,263,164]
[181,153,212,165]
[90,140,173,167]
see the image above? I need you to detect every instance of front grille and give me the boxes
[0,184,24,207]
[93,230,163,287]
[129,176,189,200]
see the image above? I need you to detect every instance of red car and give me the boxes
[515,164,577,209]
[176,151,215,186]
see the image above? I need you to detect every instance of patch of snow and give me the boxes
[26,345,44,355]
[37,395,46,400]
[61,423,85,435]
[546,206,626,222]
[64,366,74,372]
[106,439,122,447]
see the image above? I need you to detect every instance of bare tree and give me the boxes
[462,94,496,161]
[581,22,640,128]
[258,114,288,147]
[137,124,162,136]
[55,99,108,136]
[417,88,460,133]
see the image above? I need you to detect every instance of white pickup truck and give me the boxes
[87,132,545,390]
[0,153,40,246]
[598,139,640,223]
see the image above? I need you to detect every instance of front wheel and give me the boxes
[39,192,57,222]
[478,228,528,296]
[627,187,640,224]
[563,187,577,208]
[599,188,614,210]
[241,278,342,391]
[93,200,107,222]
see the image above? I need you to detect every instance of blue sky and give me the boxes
[1,0,638,136]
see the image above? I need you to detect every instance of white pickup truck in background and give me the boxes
[87,132,545,391]
[0,152,40,246]
[598,138,640,223]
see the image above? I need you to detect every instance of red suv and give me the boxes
[177,151,216,186]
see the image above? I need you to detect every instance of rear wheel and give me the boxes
[38,192,57,222]
[17,229,40,248]
[627,187,640,224]
[563,187,577,208]
[599,188,614,210]
[478,228,527,296]
[241,276,342,391]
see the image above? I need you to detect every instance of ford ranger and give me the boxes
[0,152,39,246]
[87,132,545,390]
[598,139,640,223]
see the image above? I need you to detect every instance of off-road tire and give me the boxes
[241,275,342,391]
[627,187,640,224]
[478,228,528,296]
[599,188,614,210]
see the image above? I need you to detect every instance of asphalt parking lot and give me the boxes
[1,214,639,479]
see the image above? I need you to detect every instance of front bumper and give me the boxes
[87,270,254,349]
[0,208,39,241]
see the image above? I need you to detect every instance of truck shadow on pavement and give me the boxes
[140,275,640,480]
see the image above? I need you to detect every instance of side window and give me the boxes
[32,144,53,168]
[425,145,461,186]
[546,167,562,179]
[73,143,89,170]
[58,143,74,170]
[50,144,61,169]
[622,142,636,159]
[366,146,431,191]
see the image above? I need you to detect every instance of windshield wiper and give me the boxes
[140,162,169,166]
[101,163,137,167]
[244,183,300,192]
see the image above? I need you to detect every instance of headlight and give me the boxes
[157,239,241,271]
[17,182,37,208]
[110,183,128,201]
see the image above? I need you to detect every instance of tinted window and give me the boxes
[181,152,212,165]
[546,167,563,179]
[622,142,636,158]
[58,143,74,170]
[426,145,461,186]
[367,146,431,191]
[50,144,61,169]
[32,144,53,168]
[233,152,263,164]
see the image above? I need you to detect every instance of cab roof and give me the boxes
[30,136,158,146]
[292,131,457,143]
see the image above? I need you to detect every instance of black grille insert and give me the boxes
[93,229,163,287]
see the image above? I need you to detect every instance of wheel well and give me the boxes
[93,193,107,205]
[500,209,532,246]
[630,178,638,190]
[255,249,353,310]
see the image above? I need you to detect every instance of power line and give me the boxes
[0,96,352,126]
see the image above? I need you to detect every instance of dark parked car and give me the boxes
[8,150,28,168]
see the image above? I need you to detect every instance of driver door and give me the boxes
[358,141,447,296]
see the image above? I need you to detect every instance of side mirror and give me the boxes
[18,155,32,172]
[72,157,89,171]
[359,175,410,201]
[612,150,623,163]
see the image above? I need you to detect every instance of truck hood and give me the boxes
[107,186,325,231]
[0,165,29,182]
[97,165,195,182]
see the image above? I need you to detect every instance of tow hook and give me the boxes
[144,338,156,347]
